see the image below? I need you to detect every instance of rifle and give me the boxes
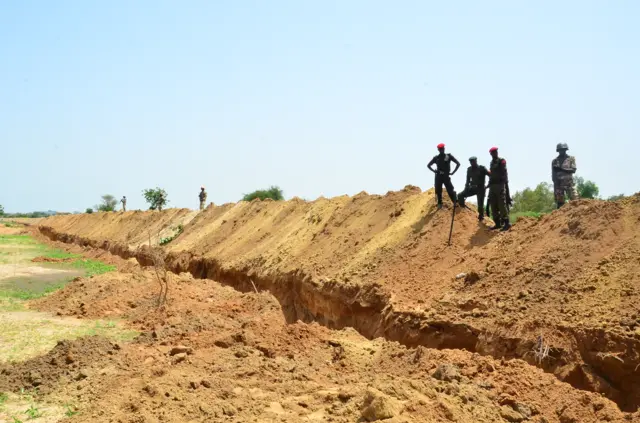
[448,200,457,246]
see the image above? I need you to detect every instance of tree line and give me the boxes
[510,176,624,221]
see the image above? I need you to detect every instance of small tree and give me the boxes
[575,176,599,199]
[242,186,284,202]
[143,188,169,211]
[0,205,4,216]
[86,208,94,214]
[96,195,117,212]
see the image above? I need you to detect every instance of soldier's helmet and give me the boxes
[469,156,477,162]
[556,142,569,152]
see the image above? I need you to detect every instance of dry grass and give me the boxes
[0,310,137,363]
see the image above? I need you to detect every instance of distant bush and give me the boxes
[575,176,599,199]
[86,208,94,214]
[510,182,555,215]
[242,186,284,202]
[607,194,625,201]
[96,195,117,212]
[143,188,169,211]
[0,204,4,216]
[159,224,184,246]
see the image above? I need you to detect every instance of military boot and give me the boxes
[501,218,511,232]
[490,219,501,230]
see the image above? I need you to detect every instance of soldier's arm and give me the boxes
[465,168,471,189]
[551,160,559,182]
[427,157,437,173]
[566,157,577,173]
[450,155,461,175]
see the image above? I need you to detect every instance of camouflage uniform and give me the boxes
[199,190,207,211]
[121,197,127,212]
[552,155,577,203]
[458,163,490,219]
[488,156,509,226]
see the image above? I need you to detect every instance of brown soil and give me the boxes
[32,188,640,418]
[11,267,634,422]
[32,256,76,263]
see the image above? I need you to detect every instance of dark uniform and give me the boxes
[121,196,127,212]
[458,158,490,220]
[428,152,459,206]
[488,153,510,230]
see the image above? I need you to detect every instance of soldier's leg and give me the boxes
[434,175,444,206]
[567,182,578,201]
[498,186,511,230]
[444,177,457,204]
[554,184,565,208]
[477,190,485,220]
[457,187,471,207]
[489,186,501,229]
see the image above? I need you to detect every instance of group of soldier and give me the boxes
[117,187,208,212]
[117,145,578,227]
[428,142,577,231]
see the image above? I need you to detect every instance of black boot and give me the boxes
[490,219,501,230]
[478,214,484,222]
[437,203,443,210]
[556,201,565,209]
[501,218,511,231]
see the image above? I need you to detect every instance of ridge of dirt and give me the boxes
[36,189,640,411]
[24,268,638,422]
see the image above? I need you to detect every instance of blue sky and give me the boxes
[1,1,638,212]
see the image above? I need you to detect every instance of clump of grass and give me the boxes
[71,259,115,277]
[24,404,42,419]
[159,224,184,246]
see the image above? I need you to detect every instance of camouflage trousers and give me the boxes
[488,184,508,223]
[554,181,577,202]
[199,200,205,211]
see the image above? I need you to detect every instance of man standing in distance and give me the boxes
[427,143,460,209]
[199,186,207,211]
[457,156,491,221]
[552,143,577,209]
[488,147,511,231]
[121,196,127,212]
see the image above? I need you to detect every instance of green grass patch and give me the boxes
[71,259,115,277]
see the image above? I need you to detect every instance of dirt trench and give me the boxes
[38,226,640,412]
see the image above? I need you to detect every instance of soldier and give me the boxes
[121,196,127,212]
[552,143,577,208]
[457,157,491,221]
[199,186,207,211]
[487,147,511,231]
[427,143,460,209]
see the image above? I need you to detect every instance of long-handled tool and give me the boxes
[448,200,457,246]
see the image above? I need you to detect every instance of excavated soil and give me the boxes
[11,266,635,423]
[35,187,640,415]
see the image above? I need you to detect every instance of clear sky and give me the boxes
[1,1,638,212]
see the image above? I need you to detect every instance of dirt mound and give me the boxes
[36,189,640,410]
[0,337,124,396]
[28,270,636,422]
[31,256,75,263]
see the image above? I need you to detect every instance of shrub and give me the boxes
[96,195,117,212]
[143,188,169,211]
[86,208,94,214]
[242,186,284,202]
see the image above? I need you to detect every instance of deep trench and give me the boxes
[39,226,640,412]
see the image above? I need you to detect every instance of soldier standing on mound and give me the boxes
[427,143,460,209]
[487,147,511,231]
[121,196,127,212]
[552,143,577,209]
[457,156,491,221]
[199,186,207,211]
